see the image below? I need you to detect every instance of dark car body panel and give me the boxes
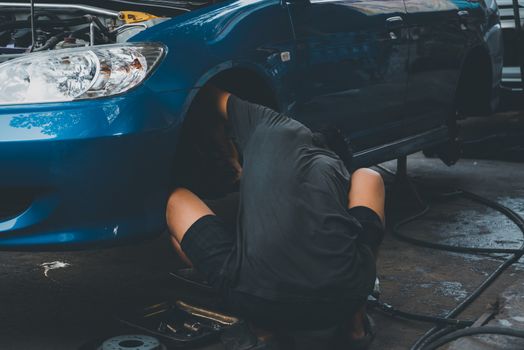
[285,0,409,150]
[403,0,469,133]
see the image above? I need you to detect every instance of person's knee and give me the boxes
[352,168,384,192]
[350,168,386,223]
[166,187,215,243]
[167,188,190,209]
[166,188,191,230]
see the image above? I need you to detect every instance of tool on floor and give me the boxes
[110,297,276,350]
[115,299,236,344]
[97,334,166,350]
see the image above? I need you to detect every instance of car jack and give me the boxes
[385,156,427,222]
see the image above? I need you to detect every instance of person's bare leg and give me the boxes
[347,168,385,339]
[171,238,193,267]
[166,188,215,266]
[348,168,385,224]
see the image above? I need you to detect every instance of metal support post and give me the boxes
[391,156,426,217]
[512,0,524,91]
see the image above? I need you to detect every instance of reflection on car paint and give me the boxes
[9,111,84,139]
[405,0,483,12]
[404,0,458,12]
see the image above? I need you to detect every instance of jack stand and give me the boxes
[387,156,426,223]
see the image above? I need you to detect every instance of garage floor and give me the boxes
[1,111,524,350]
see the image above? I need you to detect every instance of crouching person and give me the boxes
[166,86,385,349]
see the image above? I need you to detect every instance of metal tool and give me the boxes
[176,300,239,326]
[29,0,36,52]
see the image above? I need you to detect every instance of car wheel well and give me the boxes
[172,68,278,198]
[456,46,493,117]
[424,48,492,165]
[207,67,280,110]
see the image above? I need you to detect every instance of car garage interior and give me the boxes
[1,1,524,350]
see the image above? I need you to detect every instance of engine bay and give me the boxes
[0,1,195,62]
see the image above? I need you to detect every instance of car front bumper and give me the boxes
[0,88,189,250]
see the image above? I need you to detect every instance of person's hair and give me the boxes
[173,90,239,198]
[312,126,353,170]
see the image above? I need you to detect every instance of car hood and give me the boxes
[3,0,209,13]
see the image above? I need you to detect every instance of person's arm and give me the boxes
[204,85,231,120]
[202,85,289,151]
[217,89,231,120]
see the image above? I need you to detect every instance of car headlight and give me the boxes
[0,43,165,106]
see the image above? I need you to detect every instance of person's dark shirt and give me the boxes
[225,96,377,303]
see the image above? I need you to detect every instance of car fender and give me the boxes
[130,0,294,104]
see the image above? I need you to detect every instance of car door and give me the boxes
[402,0,472,134]
[285,0,410,151]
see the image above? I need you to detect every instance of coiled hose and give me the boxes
[372,165,524,350]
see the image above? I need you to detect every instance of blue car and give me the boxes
[0,0,503,249]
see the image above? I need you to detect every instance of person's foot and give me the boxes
[348,313,375,350]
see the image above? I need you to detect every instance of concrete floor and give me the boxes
[1,112,524,350]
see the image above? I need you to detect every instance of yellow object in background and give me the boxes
[119,11,161,24]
